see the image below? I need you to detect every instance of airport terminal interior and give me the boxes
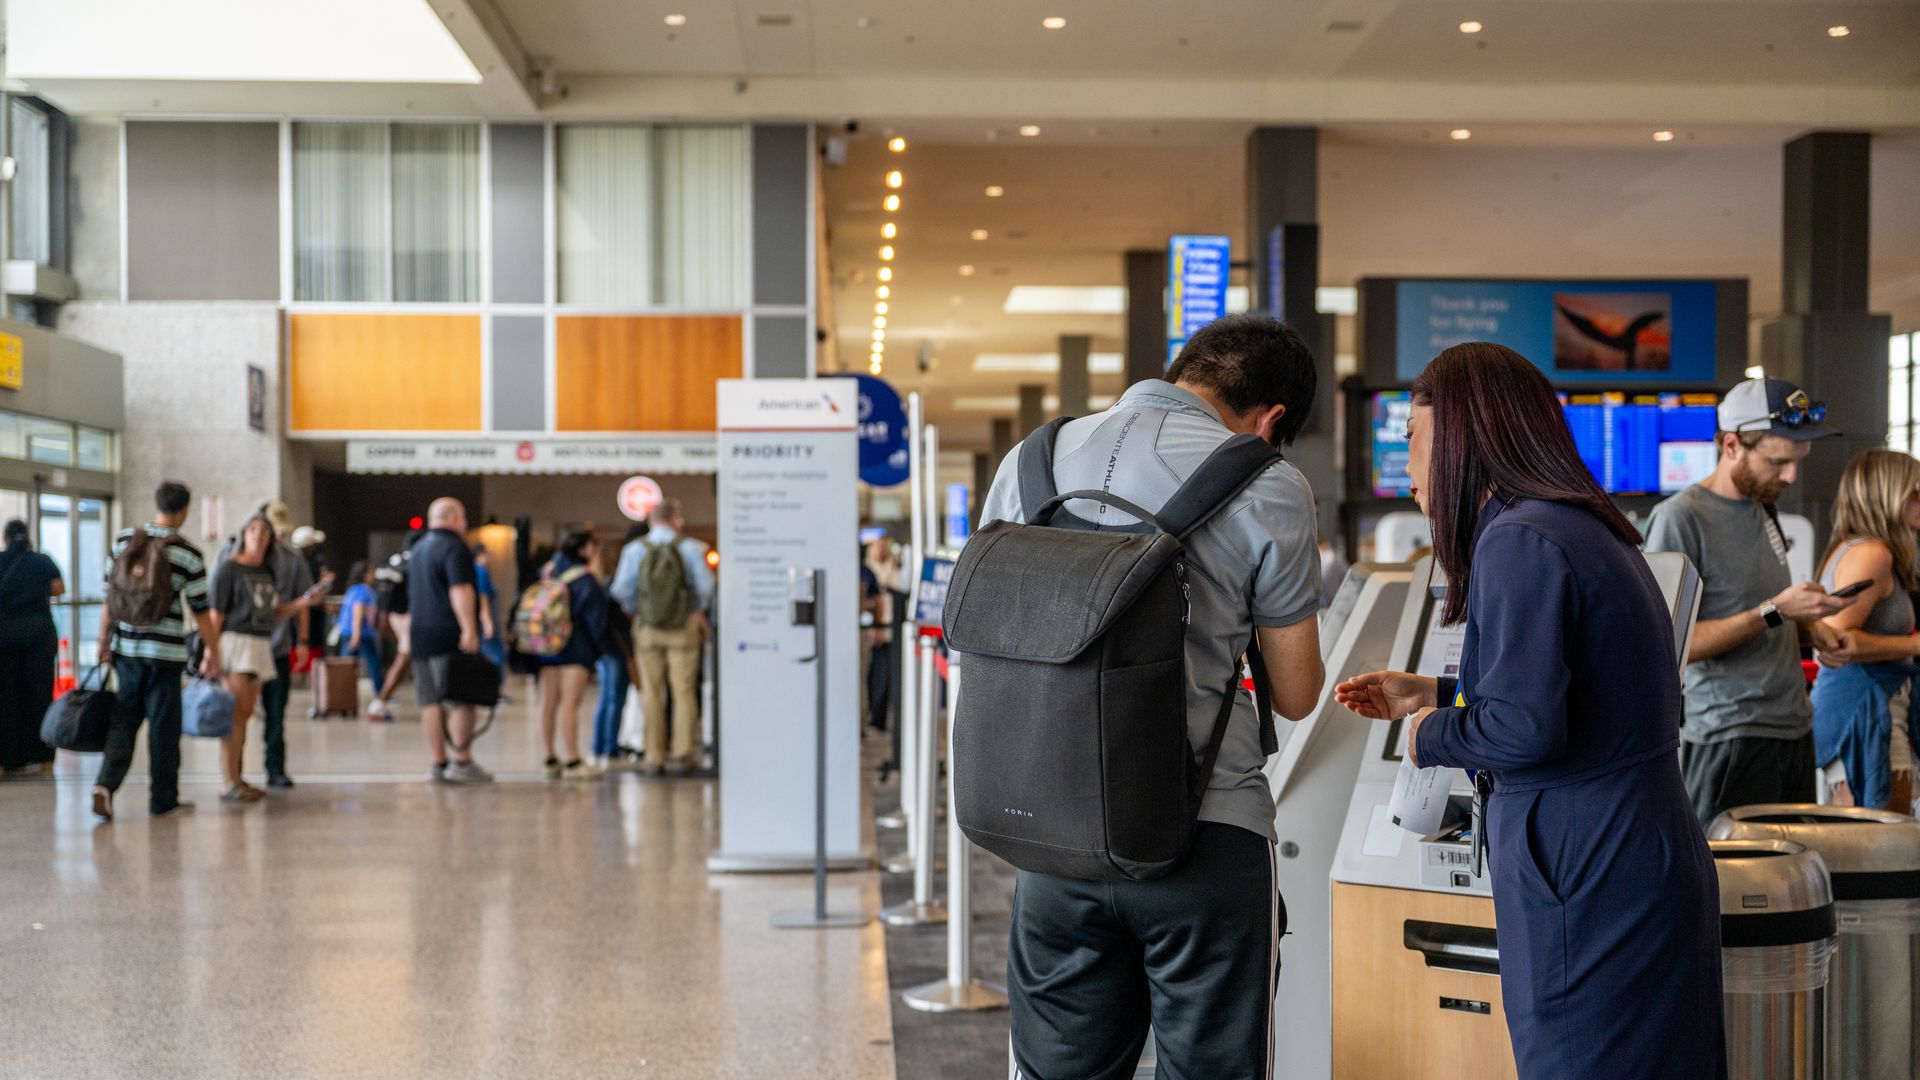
[1,2,1919,1078]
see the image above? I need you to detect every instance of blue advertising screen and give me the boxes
[1394,280,1719,384]
[1368,389,1717,498]
[1167,234,1230,365]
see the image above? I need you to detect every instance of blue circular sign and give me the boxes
[843,374,910,487]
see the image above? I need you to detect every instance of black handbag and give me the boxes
[40,665,116,753]
[442,650,503,707]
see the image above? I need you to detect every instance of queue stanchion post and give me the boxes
[874,591,909,831]
[772,567,869,930]
[902,655,1008,1012]
[880,625,947,927]
[882,626,919,874]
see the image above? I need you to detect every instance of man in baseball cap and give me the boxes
[1645,376,1853,826]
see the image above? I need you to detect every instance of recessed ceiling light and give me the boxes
[970,229,989,241]
[885,169,903,189]
[878,267,893,282]
[876,285,890,299]
[1042,16,1066,30]
[1827,25,1850,38]
[664,13,687,27]
[1018,125,1041,137]
[875,301,888,315]
[888,136,907,152]
[881,222,897,239]
[873,315,887,328]
[1450,128,1472,141]
[879,245,894,260]
[883,194,900,211]
[958,264,976,276]
[1458,20,1482,34]
[1653,130,1675,142]
[984,185,1004,198]
[872,329,886,342]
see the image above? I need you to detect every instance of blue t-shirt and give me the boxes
[337,581,377,636]
[475,563,496,599]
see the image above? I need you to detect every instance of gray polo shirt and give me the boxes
[1643,484,1809,744]
[980,380,1322,843]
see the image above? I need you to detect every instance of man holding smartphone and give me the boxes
[1644,377,1857,825]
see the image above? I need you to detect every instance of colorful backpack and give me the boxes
[513,565,589,657]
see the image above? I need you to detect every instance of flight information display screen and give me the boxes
[1560,391,1718,495]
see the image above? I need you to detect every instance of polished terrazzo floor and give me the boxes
[0,676,896,1079]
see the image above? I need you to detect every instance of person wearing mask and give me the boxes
[0,518,62,777]
[1644,376,1853,825]
[594,522,649,765]
[532,530,618,779]
[981,314,1326,1078]
[209,514,326,802]
[336,560,384,693]
[217,501,328,790]
[93,481,221,821]
[1337,343,1724,1079]
[611,499,714,774]
[409,499,490,783]
[1812,449,1920,811]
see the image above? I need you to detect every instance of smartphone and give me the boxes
[1830,580,1872,599]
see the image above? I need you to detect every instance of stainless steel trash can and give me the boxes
[1710,805,1920,1080]
[1713,839,1838,1080]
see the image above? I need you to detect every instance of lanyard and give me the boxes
[1450,682,1494,878]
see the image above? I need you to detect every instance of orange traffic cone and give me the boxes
[53,639,75,697]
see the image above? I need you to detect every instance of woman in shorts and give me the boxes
[210,513,324,802]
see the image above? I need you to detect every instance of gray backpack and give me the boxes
[943,418,1278,882]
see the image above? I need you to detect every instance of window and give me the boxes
[293,122,479,302]
[558,124,744,307]
[1891,335,1908,453]
[77,427,115,471]
[8,98,51,264]
[22,414,70,465]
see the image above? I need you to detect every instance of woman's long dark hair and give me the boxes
[3,518,28,550]
[557,530,594,563]
[1412,342,1640,625]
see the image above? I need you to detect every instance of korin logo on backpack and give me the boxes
[1003,807,1034,819]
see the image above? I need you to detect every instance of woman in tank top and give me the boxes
[1812,449,1920,811]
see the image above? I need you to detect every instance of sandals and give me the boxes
[221,783,266,803]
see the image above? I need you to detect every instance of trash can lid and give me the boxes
[1709,804,1920,899]
[1711,839,1837,947]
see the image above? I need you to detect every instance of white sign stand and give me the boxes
[708,379,868,873]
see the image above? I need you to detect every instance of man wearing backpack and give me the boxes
[975,314,1327,1078]
[610,499,713,774]
[91,481,222,822]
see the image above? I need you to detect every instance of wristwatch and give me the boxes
[1759,601,1783,629]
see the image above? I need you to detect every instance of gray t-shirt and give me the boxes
[1643,484,1808,743]
[211,558,281,638]
[215,537,315,656]
[980,380,1323,843]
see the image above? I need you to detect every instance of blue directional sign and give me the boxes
[1167,234,1230,366]
[944,482,971,546]
[842,373,910,487]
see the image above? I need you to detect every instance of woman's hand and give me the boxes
[1334,670,1437,720]
[1405,706,1438,767]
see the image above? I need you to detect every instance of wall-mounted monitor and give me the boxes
[1370,391,1414,498]
[1358,277,1747,389]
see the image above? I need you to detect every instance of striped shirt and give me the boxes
[107,525,210,663]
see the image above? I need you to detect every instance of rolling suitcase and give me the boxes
[309,656,359,718]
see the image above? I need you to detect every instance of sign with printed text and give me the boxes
[346,438,717,475]
[0,331,21,390]
[944,483,971,547]
[840,373,910,488]
[1167,234,1230,365]
[913,555,957,626]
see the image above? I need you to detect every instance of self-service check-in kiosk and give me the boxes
[1323,553,1701,1080]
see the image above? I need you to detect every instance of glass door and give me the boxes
[30,490,111,681]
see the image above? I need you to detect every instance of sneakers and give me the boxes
[562,760,604,781]
[544,757,563,780]
[367,699,388,721]
[91,786,112,822]
[441,760,494,785]
[267,774,295,790]
[428,761,449,783]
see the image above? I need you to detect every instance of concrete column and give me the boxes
[1058,334,1091,418]
[1125,249,1167,383]
[990,418,1015,467]
[1017,385,1046,438]
[1245,125,1337,540]
[1762,132,1888,546]
[972,452,994,523]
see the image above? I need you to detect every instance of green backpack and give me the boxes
[635,541,693,630]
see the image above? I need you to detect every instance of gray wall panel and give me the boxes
[490,315,546,431]
[489,124,546,304]
[126,122,279,301]
[753,314,808,379]
[752,124,809,308]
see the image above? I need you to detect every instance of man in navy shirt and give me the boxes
[408,498,490,784]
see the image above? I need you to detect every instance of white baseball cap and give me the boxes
[1716,377,1838,442]
[290,525,327,548]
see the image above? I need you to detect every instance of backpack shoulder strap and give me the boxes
[1015,417,1074,524]
[1191,632,1280,804]
[1159,434,1282,541]
[557,565,590,586]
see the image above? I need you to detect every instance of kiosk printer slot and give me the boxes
[1325,554,1701,1080]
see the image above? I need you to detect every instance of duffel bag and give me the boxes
[182,676,235,739]
[40,665,116,753]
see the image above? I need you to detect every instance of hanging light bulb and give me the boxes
[876,285,890,300]
[875,301,889,315]
[885,170,903,189]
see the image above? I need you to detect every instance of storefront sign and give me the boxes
[616,475,663,522]
[1167,234,1230,365]
[346,438,718,475]
[711,379,861,870]
[0,331,21,390]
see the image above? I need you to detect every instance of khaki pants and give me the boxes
[635,620,703,766]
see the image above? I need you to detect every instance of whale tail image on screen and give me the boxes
[1553,292,1672,371]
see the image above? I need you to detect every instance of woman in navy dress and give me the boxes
[1337,342,1726,1079]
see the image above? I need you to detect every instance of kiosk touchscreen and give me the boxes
[1325,553,1701,1080]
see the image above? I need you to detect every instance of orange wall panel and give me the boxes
[554,315,743,432]
[290,313,483,432]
